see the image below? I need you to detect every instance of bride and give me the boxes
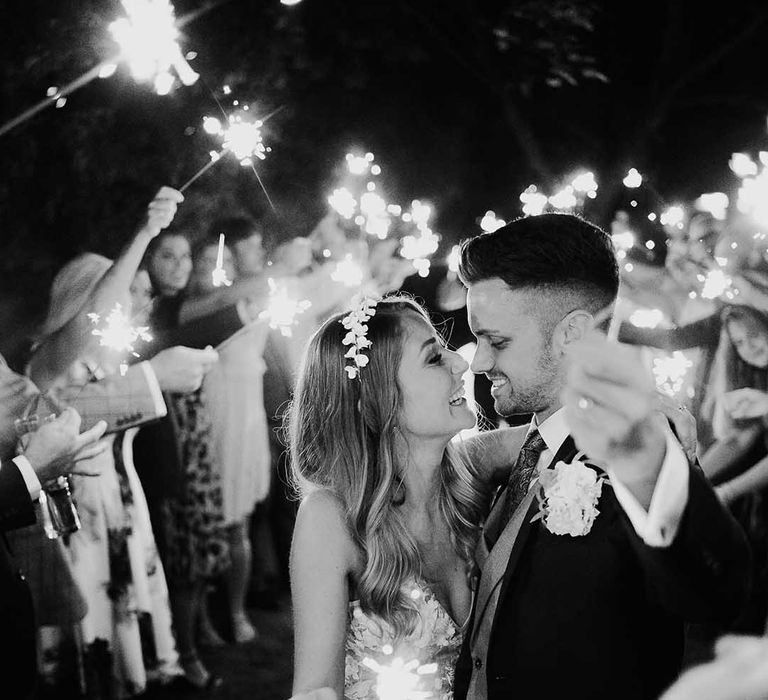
[288,295,523,700]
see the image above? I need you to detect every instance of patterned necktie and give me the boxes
[486,429,547,547]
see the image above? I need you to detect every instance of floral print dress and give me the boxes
[344,581,467,700]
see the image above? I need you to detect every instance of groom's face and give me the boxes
[466,278,561,418]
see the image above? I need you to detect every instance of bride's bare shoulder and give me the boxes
[293,490,359,570]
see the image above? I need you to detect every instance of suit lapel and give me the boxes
[487,435,579,645]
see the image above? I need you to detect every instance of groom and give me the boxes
[454,213,750,700]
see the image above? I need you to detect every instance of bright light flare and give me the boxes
[520,186,548,216]
[660,205,685,229]
[331,254,365,287]
[653,351,693,397]
[700,268,732,300]
[447,244,461,273]
[362,656,438,700]
[736,165,768,228]
[571,171,598,195]
[548,186,577,210]
[88,303,152,357]
[480,210,506,233]
[730,152,758,178]
[623,168,642,188]
[258,278,311,337]
[629,308,664,329]
[346,152,374,175]
[695,192,729,221]
[328,187,357,219]
[612,230,636,252]
[109,0,199,95]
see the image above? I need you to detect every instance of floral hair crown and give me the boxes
[341,294,381,380]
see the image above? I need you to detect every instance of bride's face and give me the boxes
[396,314,476,442]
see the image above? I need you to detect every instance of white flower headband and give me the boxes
[341,294,381,379]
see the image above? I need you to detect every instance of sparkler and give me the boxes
[258,278,312,337]
[519,186,548,216]
[0,0,228,138]
[623,168,643,188]
[629,308,665,329]
[211,233,232,287]
[331,254,366,287]
[479,211,506,233]
[695,192,729,221]
[108,0,199,95]
[179,111,268,193]
[88,303,153,375]
[700,268,733,300]
[361,656,438,700]
[653,351,693,397]
[399,200,440,278]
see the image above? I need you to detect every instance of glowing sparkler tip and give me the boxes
[623,168,642,188]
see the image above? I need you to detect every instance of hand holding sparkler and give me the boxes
[23,408,108,485]
[139,186,184,238]
[148,345,218,393]
[722,388,768,422]
[563,330,668,508]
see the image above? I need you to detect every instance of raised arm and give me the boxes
[291,490,356,700]
[178,274,269,325]
[29,187,183,390]
[462,426,527,487]
[617,311,721,351]
[717,451,768,505]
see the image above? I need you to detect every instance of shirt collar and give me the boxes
[530,406,569,455]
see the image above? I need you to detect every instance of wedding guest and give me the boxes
[140,229,230,690]
[187,235,271,643]
[0,406,106,700]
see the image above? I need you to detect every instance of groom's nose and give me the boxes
[470,342,492,375]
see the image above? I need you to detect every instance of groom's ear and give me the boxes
[553,310,593,352]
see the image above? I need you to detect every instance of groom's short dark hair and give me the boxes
[458,213,619,312]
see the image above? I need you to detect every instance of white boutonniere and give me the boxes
[532,453,608,537]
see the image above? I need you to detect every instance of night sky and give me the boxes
[1,0,767,355]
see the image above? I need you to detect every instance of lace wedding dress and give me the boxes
[344,580,467,700]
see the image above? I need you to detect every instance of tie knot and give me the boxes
[521,430,546,456]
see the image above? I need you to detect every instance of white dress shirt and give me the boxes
[534,407,690,547]
[0,455,41,502]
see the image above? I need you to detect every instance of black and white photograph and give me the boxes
[1,1,768,698]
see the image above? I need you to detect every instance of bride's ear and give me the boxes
[553,310,593,352]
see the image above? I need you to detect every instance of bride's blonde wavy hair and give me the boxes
[287,295,489,638]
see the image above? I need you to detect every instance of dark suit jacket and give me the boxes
[0,458,38,700]
[454,436,751,700]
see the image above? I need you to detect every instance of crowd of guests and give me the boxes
[5,184,768,699]
[0,185,419,698]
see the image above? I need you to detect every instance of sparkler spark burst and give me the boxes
[629,308,665,329]
[331,254,365,287]
[204,112,267,166]
[700,268,733,300]
[400,200,439,278]
[623,168,643,188]
[653,351,693,397]
[109,0,199,95]
[88,303,153,355]
[361,656,438,700]
[258,278,311,337]
[480,210,506,233]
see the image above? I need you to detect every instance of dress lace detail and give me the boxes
[344,581,465,700]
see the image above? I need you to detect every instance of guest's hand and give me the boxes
[0,369,38,457]
[149,346,219,393]
[139,186,184,238]
[722,388,768,421]
[655,392,698,463]
[660,635,768,700]
[563,332,666,506]
[23,408,108,484]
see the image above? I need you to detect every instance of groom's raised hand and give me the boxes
[562,331,668,508]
